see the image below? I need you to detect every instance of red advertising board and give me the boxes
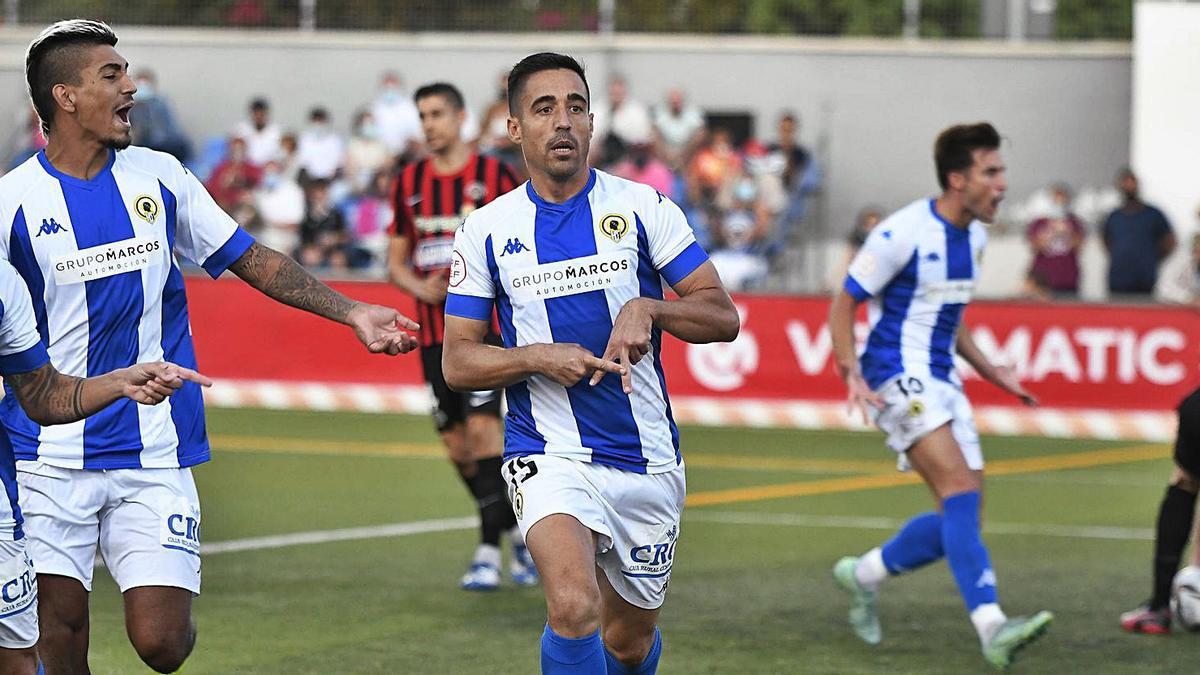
[186,277,1200,411]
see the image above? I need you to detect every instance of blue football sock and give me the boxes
[604,627,662,675]
[541,624,606,674]
[941,491,998,612]
[36,662,44,675]
[881,511,944,574]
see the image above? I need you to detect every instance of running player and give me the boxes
[1120,385,1200,633]
[387,82,534,591]
[0,257,207,675]
[5,20,418,674]
[442,53,739,675]
[828,123,1052,670]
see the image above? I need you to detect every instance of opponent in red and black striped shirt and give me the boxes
[388,141,516,347]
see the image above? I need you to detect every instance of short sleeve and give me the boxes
[170,161,256,278]
[1155,208,1174,239]
[0,263,48,375]
[444,218,495,321]
[644,192,708,286]
[844,223,916,301]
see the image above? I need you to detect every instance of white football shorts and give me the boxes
[502,454,685,610]
[872,374,983,471]
[0,538,37,649]
[15,462,201,594]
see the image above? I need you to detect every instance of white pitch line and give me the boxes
[685,510,1153,542]
[202,516,477,555]
[189,509,1152,560]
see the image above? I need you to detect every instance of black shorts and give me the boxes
[1175,386,1200,478]
[420,336,503,433]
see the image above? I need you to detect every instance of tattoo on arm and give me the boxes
[227,243,357,323]
[7,364,86,426]
[71,378,85,419]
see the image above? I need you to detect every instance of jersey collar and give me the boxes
[37,149,116,190]
[525,168,596,212]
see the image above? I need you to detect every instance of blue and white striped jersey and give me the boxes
[844,199,987,390]
[0,148,254,470]
[0,260,51,538]
[445,169,708,474]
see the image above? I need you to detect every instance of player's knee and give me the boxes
[545,586,601,636]
[1172,466,1200,494]
[604,629,655,667]
[131,622,196,673]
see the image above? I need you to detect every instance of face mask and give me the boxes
[359,122,378,140]
[381,87,401,104]
[262,172,281,189]
[1045,205,1065,219]
[134,81,154,100]
[310,123,329,137]
[734,179,756,203]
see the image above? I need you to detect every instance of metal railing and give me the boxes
[5,1,1134,40]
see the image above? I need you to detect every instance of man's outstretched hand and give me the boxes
[347,303,421,355]
[120,362,213,405]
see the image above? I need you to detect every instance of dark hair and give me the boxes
[934,122,1001,190]
[250,97,269,112]
[507,52,589,117]
[414,82,464,111]
[309,106,329,122]
[25,19,118,136]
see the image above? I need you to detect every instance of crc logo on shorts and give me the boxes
[626,524,679,579]
[161,505,201,557]
[908,400,925,418]
[134,195,159,224]
[0,553,36,617]
[599,213,629,243]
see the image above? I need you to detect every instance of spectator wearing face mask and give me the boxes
[205,136,260,226]
[234,97,282,168]
[296,106,345,184]
[253,160,306,255]
[345,110,392,195]
[1025,183,1086,298]
[1103,168,1176,298]
[128,69,192,162]
[370,71,423,160]
[610,142,676,199]
[297,179,350,270]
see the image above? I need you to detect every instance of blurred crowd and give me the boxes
[3,69,819,290]
[4,67,1197,305]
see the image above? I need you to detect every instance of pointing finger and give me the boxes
[619,346,633,394]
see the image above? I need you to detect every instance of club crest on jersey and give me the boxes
[513,488,524,520]
[36,218,67,237]
[466,181,486,203]
[134,195,159,224]
[599,213,629,243]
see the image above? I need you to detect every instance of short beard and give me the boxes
[106,135,132,151]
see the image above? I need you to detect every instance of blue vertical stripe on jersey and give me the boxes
[860,252,919,389]
[929,212,974,383]
[635,215,680,458]
[58,162,145,468]
[158,182,210,466]
[530,174,647,472]
[4,208,47,460]
[487,234,545,457]
[8,208,48,346]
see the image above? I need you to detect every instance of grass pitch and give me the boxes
[79,408,1198,673]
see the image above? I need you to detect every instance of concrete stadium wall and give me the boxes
[0,28,1130,238]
